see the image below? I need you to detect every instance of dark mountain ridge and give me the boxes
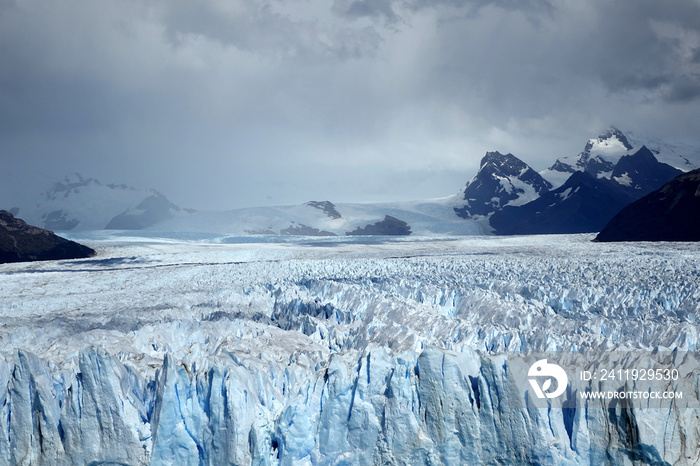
[0,211,95,264]
[490,171,636,235]
[490,146,683,235]
[595,168,700,242]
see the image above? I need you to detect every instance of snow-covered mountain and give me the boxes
[2,127,698,238]
[540,126,633,187]
[446,129,692,235]
[150,129,697,237]
[490,171,636,235]
[491,145,683,235]
[6,173,191,231]
[453,151,552,219]
[155,151,558,237]
[541,126,700,189]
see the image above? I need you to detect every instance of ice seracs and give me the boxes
[1,234,699,464]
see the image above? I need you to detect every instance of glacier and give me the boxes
[0,233,699,465]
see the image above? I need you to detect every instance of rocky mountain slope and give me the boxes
[453,151,552,218]
[490,145,683,235]
[595,168,700,242]
[0,210,95,263]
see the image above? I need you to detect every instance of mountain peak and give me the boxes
[600,126,633,150]
[44,173,101,201]
[480,151,524,171]
[545,126,635,184]
[610,145,682,192]
[633,145,654,159]
[63,172,93,184]
[454,151,551,218]
[583,126,633,155]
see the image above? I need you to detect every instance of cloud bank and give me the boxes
[1,0,699,209]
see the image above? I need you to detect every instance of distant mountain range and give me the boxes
[157,127,699,236]
[456,126,697,235]
[488,146,683,234]
[152,199,486,236]
[5,173,194,231]
[3,127,699,237]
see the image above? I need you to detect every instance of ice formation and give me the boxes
[0,233,699,464]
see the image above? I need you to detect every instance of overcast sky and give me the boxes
[2,0,700,209]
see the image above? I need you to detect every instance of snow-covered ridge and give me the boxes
[152,197,489,236]
[5,173,190,231]
[542,126,700,189]
[1,234,699,464]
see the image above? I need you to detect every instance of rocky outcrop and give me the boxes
[0,210,95,264]
[305,201,342,220]
[280,223,336,236]
[346,215,411,236]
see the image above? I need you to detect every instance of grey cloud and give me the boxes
[667,76,700,103]
[160,0,381,61]
[570,0,700,103]
[2,0,700,210]
[335,0,554,22]
[160,2,298,51]
[693,48,700,63]
[402,0,551,10]
[332,0,399,23]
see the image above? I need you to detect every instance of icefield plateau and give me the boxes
[1,233,700,465]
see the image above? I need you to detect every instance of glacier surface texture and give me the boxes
[1,233,699,465]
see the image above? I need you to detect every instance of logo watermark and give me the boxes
[528,359,568,399]
[486,351,699,410]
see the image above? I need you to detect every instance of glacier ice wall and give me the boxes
[1,235,699,464]
[1,345,697,465]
